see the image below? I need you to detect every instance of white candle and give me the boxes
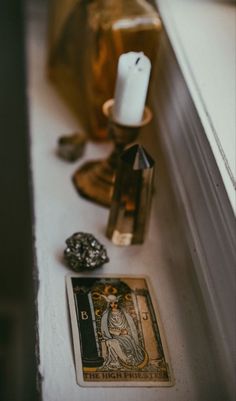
[113,52,151,126]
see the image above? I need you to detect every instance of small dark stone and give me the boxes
[58,132,87,162]
[64,232,109,271]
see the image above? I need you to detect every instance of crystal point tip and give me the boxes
[121,144,154,170]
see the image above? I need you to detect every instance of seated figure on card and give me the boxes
[101,294,147,370]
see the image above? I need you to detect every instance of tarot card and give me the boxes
[66,275,173,387]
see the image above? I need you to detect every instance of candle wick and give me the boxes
[135,57,141,65]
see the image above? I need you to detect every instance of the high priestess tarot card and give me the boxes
[66,275,173,387]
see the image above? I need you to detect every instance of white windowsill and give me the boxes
[156,0,236,213]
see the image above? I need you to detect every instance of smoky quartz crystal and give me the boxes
[106,144,155,245]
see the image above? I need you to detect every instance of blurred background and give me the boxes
[0,0,39,400]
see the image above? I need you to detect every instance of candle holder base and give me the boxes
[73,99,152,207]
[73,158,116,207]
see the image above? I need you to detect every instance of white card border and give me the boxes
[66,273,174,387]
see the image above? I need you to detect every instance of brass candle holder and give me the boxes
[73,99,152,207]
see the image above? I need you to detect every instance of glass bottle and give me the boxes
[48,0,162,140]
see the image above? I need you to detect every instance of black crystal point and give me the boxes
[64,232,109,271]
[121,144,154,170]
